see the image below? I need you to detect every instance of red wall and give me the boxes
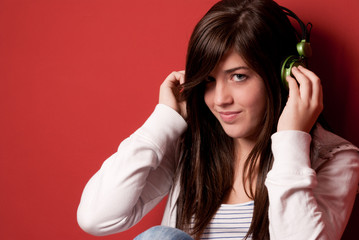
[1,0,358,239]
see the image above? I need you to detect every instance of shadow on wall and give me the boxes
[342,195,359,239]
[310,26,359,240]
[310,29,350,139]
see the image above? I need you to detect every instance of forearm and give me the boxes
[266,129,359,240]
[77,104,187,236]
[265,130,327,239]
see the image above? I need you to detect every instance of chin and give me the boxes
[222,126,258,141]
[223,128,248,139]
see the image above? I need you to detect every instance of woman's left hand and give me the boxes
[277,65,323,133]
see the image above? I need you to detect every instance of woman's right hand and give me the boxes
[159,71,187,119]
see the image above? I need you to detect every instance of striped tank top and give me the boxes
[200,201,254,239]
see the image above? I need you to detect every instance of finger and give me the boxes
[291,66,312,101]
[286,75,299,99]
[169,71,185,95]
[164,71,185,88]
[171,71,187,97]
[172,71,185,84]
[173,72,185,93]
[177,71,185,85]
[297,66,319,81]
[297,66,322,103]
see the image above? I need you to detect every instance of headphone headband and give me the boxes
[279,6,313,87]
[280,6,312,42]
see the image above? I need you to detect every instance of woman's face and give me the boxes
[204,49,267,142]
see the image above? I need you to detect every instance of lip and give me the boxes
[218,111,241,123]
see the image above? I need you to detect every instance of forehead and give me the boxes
[210,49,249,75]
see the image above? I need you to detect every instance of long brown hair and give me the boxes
[176,0,299,239]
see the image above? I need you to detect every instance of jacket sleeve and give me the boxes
[77,104,187,236]
[265,130,359,240]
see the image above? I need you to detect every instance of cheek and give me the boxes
[238,84,267,117]
[251,89,267,118]
[204,88,214,109]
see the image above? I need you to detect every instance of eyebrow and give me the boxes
[224,66,250,74]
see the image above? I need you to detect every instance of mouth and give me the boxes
[218,111,241,123]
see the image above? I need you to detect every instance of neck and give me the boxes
[226,137,259,203]
[234,137,257,161]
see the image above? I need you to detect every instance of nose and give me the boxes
[213,81,233,106]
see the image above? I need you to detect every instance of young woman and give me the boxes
[77,0,359,239]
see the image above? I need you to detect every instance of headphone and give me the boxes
[280,6,313,88]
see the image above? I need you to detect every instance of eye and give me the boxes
[232,74,247,82]
[205,76,216,83]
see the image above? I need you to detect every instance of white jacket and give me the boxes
[77,104,359,239]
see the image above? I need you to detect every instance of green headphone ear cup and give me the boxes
[296,39,312,58]
[281,55,304,88]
